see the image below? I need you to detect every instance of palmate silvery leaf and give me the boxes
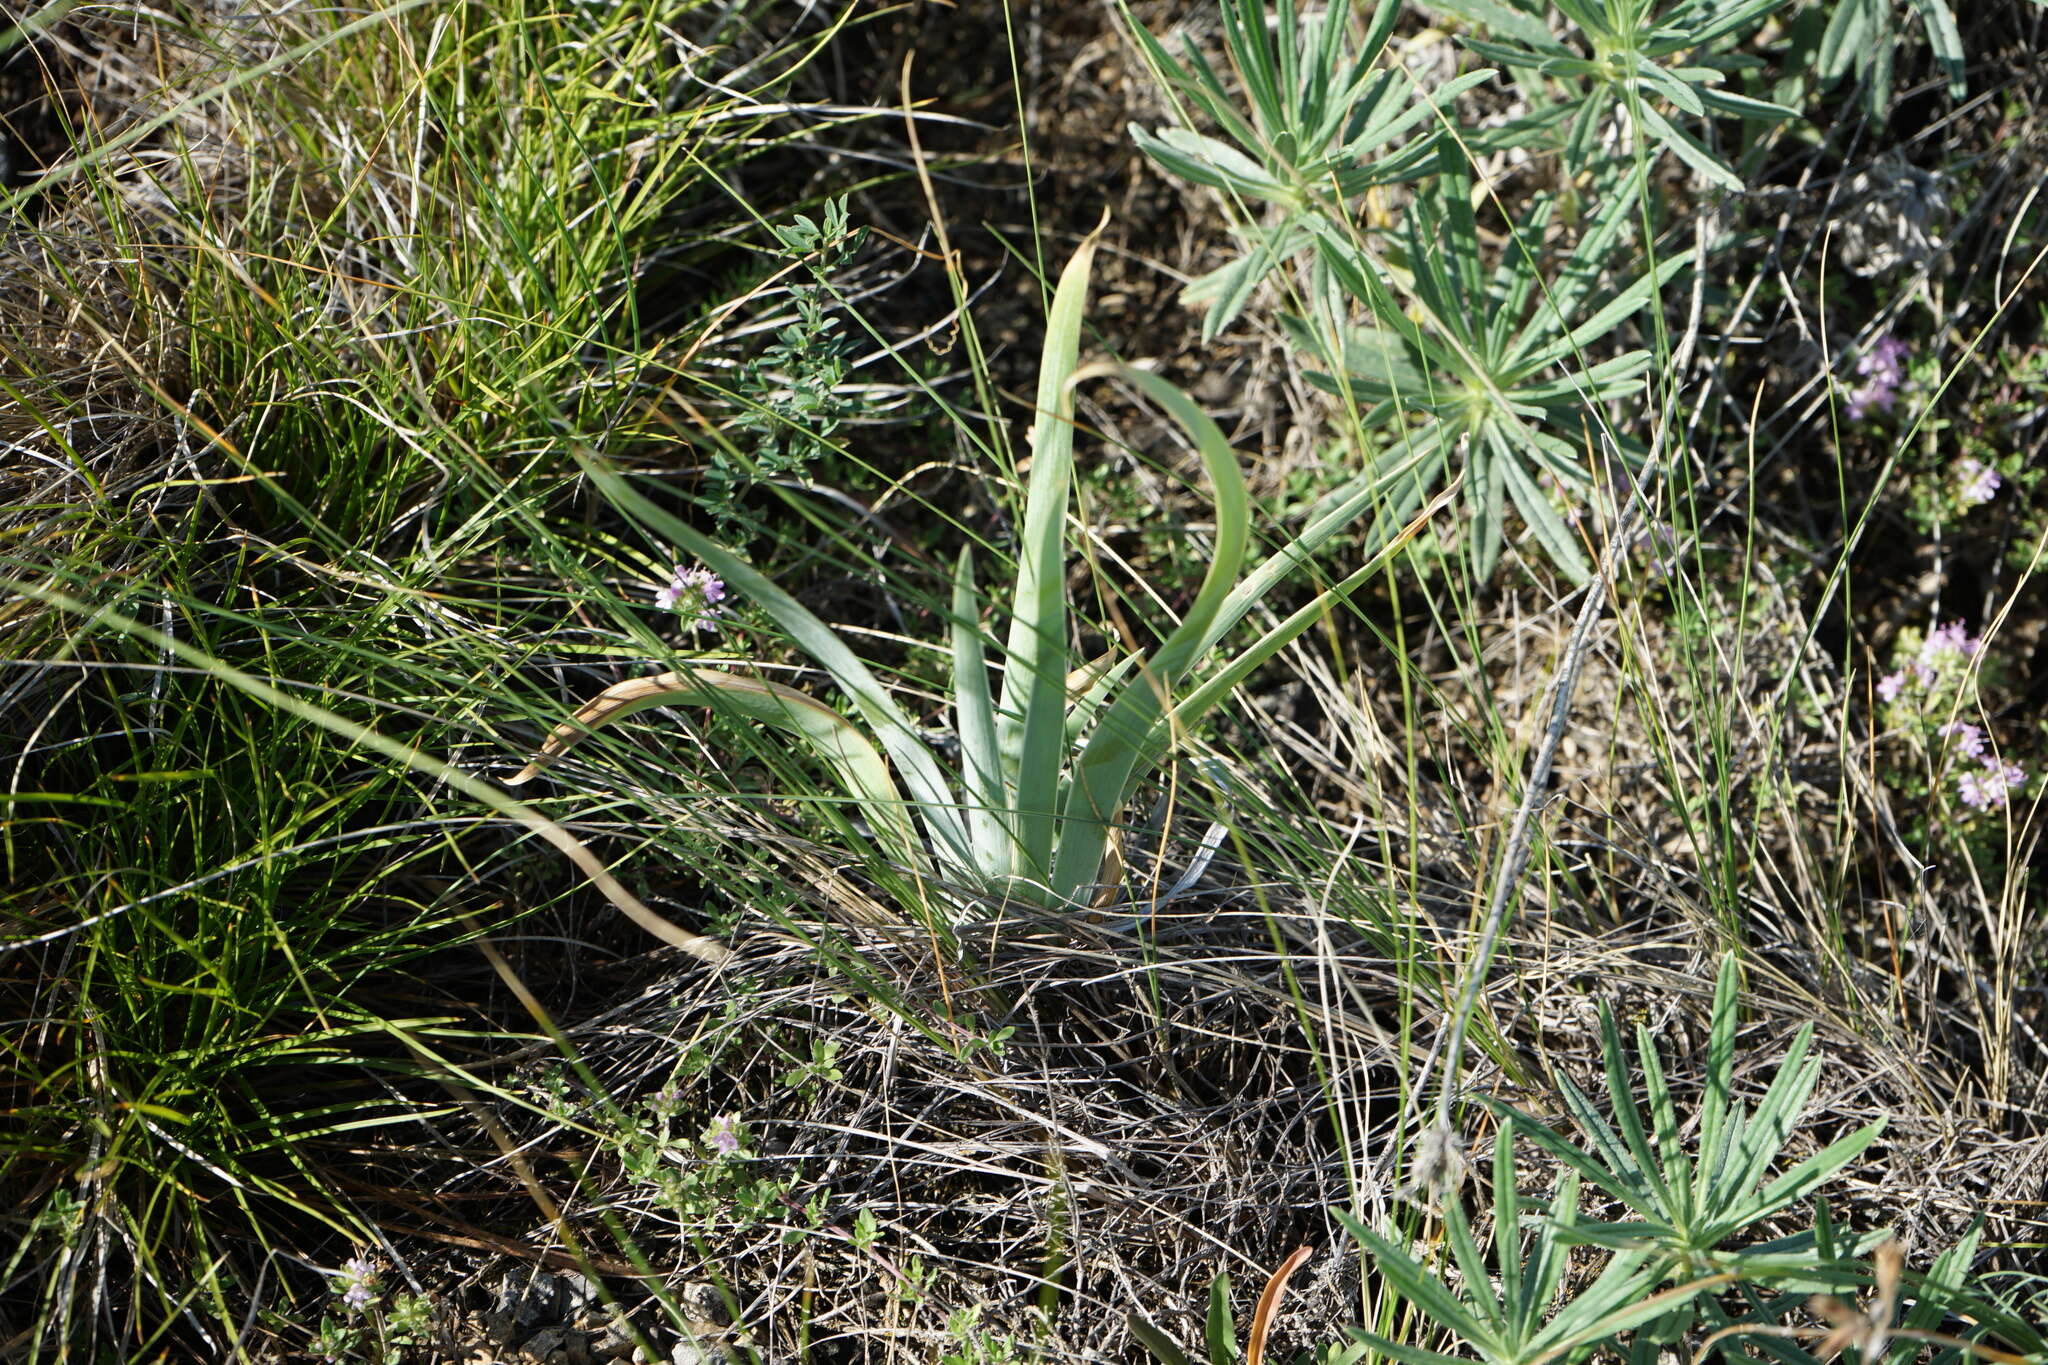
[1122,0,1490,336]
[1693,1226,2022,1365]
[1816,0,1964,116]
[1632,101,1745,192]
[1516,351,1655,403]
[1181,217,1312,333]
[1484,954,1886,1277]
[1129,126,1292,200]
[1449,0,1569,52]
[1496,433,1585,577]
[1435,0,1796,186]
[1338,1130,1676,1365]
[1289,152,1671,581]
[1330,69,1499,195]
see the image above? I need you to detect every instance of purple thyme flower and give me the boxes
[1957,769,2002,810]
[1846,334,1910,419]
[654,565,728,631]
[705,1114,742,1157]
[1942,721,1986,757]
[1859,335,1910,385]
[1958,754,2027,810]
[1958,459,2002,506]
[1922,620,1979,662]
[1883,621,1984,699]
[337,1253,379,1312]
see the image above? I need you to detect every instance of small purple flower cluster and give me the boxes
[1877,620,1978,701]
[1882,623,2031,813]
[1957,458,2001,507]
[654,564,728,632]
[1941,721,2025,808]
[1846,334,1910,419]
[704,1114,742,1158]
[1956,754,2026,810]
[336,1253,379,1313]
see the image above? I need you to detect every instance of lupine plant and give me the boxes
[1435,0,1799,189]
[1126,950,1938,1365]
[512,233,1439,916]
[1122,945,1998,1365]
[1482,955,1885,1279]
[1693,1222,2048,1365]
[1314,958,1945,1365]
[1813,0,1967,117]
[1121,0,1808,583]
[1339,1142,1688,1365]
[1294,149,1685,580]
[1124,0,1494,338]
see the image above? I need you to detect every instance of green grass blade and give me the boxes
[1169,468,1456,734]
[1208,1271,1241,1363]
[994,227,1103,890]
[4,0,437,207]
[1129,1313,1195,1365]
[950,547,1011,878]
[1048,366,1249,903]
[0,0,80,59]
[1193,428,1450,663]
[2,577,731,965]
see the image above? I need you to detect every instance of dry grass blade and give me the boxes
[507,670,800,785]
[1248,1245,1314,1365]
[1810,1238,1903,1362]
[507,666,930,883]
